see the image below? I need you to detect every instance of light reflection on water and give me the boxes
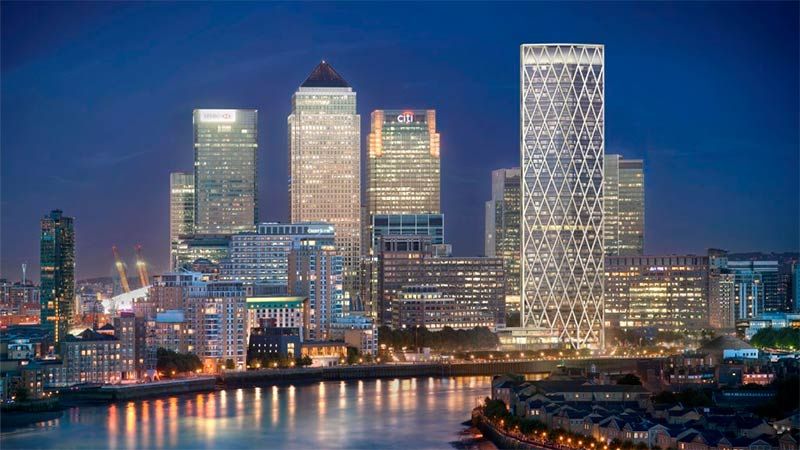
[2,376,492,450]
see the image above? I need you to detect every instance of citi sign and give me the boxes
[396,112,414,123]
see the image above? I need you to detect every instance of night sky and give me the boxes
[1,2,798,281]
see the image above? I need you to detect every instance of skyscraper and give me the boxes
[366,109,440,216]
[604,155,644,256]
[520,44,605,349]
[40,210,75,346]
[169,172,194,265]
[289,62,361,295]
[193,109,258,235]
[484,168,521,313]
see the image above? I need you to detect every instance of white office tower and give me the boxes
[288,61,361,297]
[519,44,605,349]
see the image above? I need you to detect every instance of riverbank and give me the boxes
[472,409,556,450]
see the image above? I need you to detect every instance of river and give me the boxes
[1,376,494,449]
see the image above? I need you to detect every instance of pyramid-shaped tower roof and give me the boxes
[301,60,350,88]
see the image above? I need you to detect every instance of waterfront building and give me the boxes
[148,310,191,355]
[193,109,258,235]
[392,286,493,331]
[245,296,308,338]
[40,210,75,346]
[289,239,344,340]
[221,222,335,288]
[484,168,521,313]
[366,109,440,216]
[288,61,361,297]
[605,254,709,332]
[520,44,605,349]
[378,235,504,328]
[728,260,781,318]
[328,314,378,356]
[604,155,644,256]
[171,235,230,270]
[189,281,247,370]
[247,326,301,361]
[300,341,347,367]
[62,329,122,385]
[113,312,146,380]
[169,172,195,265]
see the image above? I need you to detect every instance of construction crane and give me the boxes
[134,244,150,288]
[112,246,131,293]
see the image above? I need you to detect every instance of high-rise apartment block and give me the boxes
[40,210,75,346]
[193,109,258,235]
[484,168,521,312]
[520,44,605,348]
[289,62,361,293]
[221,222,335,290]
[366,109,440,216]
[605,155,644,256]
[288,238,345,340]
[605,255,709,332]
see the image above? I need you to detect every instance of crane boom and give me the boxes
[134,244,150,288]
[112,246,131,293]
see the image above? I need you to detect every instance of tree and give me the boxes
[157,347,202,376]
[617,373,642,385]
[224,359,235,370]
[13,384,30,402]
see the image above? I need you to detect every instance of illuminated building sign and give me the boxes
[396,112,414,123]
[199,109,237,123]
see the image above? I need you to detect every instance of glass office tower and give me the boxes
[193,109,258,235]
[40,210,75,346]
[169,172,195,266]
[605,155,645,256]
[485,168,521,312]
[366,109,440,216]
[520,44,605,349]
[288,61,361,294]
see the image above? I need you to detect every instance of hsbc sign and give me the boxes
[199,109,237,123]
[396,112,414,123]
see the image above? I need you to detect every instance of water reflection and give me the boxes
[3,377,493,449]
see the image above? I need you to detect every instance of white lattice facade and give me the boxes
[520,44,605,349]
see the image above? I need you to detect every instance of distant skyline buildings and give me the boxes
[519,44,605,349]
[288,61,361,295]
[604,155,644,256]
[169,172,194,264]
[193,108,258,235]
[40,209,75,345]
[484,168,521,312]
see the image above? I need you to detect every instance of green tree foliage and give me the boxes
[378,326,498,351]
[750,327,800,350]
[652,388,713,407]
[12,384,30,402]
[156,348,202,376]
[617,373,642,385]
[247,351,314,369]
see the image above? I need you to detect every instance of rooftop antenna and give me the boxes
[21,263,27,284]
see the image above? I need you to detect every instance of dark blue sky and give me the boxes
[2,2,798,280]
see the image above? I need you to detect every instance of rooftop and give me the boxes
[301,61,350,88]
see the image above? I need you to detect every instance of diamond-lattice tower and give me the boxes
[520,44,604,349]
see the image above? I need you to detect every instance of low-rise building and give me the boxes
[62,329,122,385]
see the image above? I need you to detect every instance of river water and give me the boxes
[1,376,493,449]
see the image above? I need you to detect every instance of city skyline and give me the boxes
[2,2,799,280]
